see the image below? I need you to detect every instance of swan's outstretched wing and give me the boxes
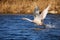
[39,4,51,20]
[33,6,40,17]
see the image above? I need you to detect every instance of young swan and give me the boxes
[22,5,51,25]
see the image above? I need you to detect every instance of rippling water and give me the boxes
[0,14,60,40]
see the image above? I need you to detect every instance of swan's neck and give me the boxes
[22,18,33,22]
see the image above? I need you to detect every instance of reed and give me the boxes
[0,0,60,14]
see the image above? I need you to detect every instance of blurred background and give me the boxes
[0,0,60,40]
[0,0,60,14]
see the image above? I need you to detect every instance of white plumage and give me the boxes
[22,4,51,25]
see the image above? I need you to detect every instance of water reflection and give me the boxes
[0,14,60,40]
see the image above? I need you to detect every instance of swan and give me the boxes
[22,4,51,25]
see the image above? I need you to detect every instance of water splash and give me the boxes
[45,22,56,28]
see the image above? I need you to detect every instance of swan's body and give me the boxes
[22,5,51,25]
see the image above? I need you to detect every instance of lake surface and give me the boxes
[0,14,60,40]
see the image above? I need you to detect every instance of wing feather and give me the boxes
[33,6,40,17]
[40,4,51,20]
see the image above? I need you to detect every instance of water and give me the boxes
[0,14,60,40]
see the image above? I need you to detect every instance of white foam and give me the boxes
[45,22,56,28]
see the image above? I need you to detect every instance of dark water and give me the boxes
[0,14,60,40]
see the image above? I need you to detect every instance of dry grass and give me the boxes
[0,0,60,14]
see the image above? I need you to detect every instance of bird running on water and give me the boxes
[22,4,51,25]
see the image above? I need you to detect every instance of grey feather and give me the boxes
[33,6,40,17]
